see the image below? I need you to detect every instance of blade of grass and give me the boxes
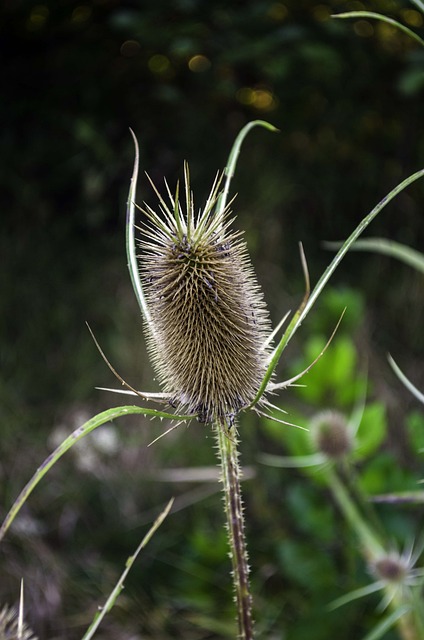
[215,120,279,220]
[410,0,424,14]
[363,606,412,640]
[81,498,174,640]
[388,355,424,404]
[325,238,424,274]
[250,168,424,405]
[332,11,424,47]
[127,129,151,325]
[0,406,192,543]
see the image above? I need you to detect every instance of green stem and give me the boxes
[325,466,384,559]
[215,422,254,640]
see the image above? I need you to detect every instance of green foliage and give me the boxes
[355,402,387,461]
[2,0,424,638]
[406,410,424,452]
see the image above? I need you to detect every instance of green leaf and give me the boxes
[354,402,387,461]
[406,410,424,453]
[291,335,359,406]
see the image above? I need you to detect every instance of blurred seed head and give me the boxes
[0,605,37,640]
[371,553,409,583]
[310,410,353,459]
[369,545,424,590]
[139,166,272,425]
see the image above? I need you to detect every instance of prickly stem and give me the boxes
[216,421,254,640]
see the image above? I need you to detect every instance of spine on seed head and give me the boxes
[0,605,37,640]
[138,164,272,424]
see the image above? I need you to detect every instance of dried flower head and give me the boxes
[310,410,353,459]
[138,165,272,425]
[0,605,37,640]
[367,544,424,609]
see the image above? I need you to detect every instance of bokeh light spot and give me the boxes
[71,5,92,23]
[236,87,255,105]
[148,54,171,74]
[188,55,211,72]
[400,9,423,28]
[26,5,49,31]
[120,40,141,57]
[353,20,374,38]
[267,3,288,21]
[236,87,277,111]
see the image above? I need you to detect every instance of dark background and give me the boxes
[1,1,423,638]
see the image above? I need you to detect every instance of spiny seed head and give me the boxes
[371,554,408,583]
[369,546,424,590]
[138,164,272,424]
[310,410,352,459]
[0,605,37,640]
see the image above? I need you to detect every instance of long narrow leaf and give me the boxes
[215,120,278,219]
[410,0,424,14]
[127,130,151,325]
[325,238,424,274]
[362,605,412,640]
[250,169,424,405]
[388,355,424,404]
[81,498,174,640]
[0,406,192,543]
[332,11,424,47]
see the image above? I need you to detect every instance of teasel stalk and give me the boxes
[122,123,424,638]
[132,123,277,638]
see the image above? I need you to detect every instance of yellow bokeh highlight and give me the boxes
[27,5,49,30]
[267,3,288,21]
[188,55,211,72]
[71,5,92,23]
[400,9,423,28]
[236,87,277,111]
[148,54,171,74]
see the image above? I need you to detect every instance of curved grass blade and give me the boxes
[259,452,326,468]
[325,238,424,274]
[0,406,192,543]
[81,498,174,640]
[127,129,152,325]
[362,605,412,640]
[250,168,424,405]
[332,11,424,47]
[388,354,424,404]
[329,580,385,610]
[215,120,279,219]
[410,0,424,14]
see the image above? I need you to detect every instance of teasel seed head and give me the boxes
[310,410,353,459]
[0,605,37,640]
[138,164,272,425]
[371,553,409,584]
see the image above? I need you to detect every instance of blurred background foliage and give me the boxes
[1,0,424,638]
